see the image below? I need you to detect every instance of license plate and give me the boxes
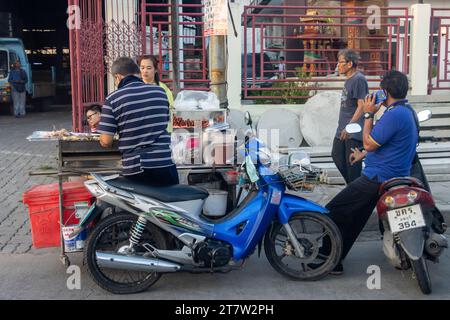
[387,204,426,233]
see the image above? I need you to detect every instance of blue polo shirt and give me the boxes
[97,75,174,176]
[363,100,418,183]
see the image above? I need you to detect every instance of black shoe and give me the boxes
[330,262,344,275]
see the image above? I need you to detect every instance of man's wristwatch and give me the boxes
[364,111,375,119]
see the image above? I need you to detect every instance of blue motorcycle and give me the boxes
[80,113,343,294]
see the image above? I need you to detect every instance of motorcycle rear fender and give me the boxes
[278,194,329,224]
[398,228,425,260]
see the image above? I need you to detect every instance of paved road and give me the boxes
[0,237,449,300]
[0,107,71,254]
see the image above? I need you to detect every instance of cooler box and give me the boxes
[23,182,94,249]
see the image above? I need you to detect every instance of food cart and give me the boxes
[27,108,240,267]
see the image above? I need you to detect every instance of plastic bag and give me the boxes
[174,90,220,110]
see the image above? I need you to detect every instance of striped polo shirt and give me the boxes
[97,75,174,176]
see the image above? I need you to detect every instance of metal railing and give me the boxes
[242,5,412,102]
[69,0,210,132]
[140,2,210,92]
[68,0,105,132]
[429,8,450,93]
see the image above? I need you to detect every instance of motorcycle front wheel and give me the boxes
[411,257,432,295]
[264,212,342,281]
[85,212,169,294]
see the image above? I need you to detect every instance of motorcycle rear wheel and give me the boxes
[264,212,342,281]
[85,212,169,294]
[411,257,432,295]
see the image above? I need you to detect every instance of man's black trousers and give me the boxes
[325,175,381,261]
[331,137,363,184]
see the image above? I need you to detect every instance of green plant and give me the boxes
[431,65,437,78]
[322,9,337,35]
[247,69,311,104]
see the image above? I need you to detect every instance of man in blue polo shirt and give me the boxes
[97,57,178,186]
[325,71,418,275]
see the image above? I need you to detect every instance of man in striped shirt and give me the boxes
[97,57,179,186]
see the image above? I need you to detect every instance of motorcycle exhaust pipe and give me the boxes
[425,233,448,257]
[96,252,181,273]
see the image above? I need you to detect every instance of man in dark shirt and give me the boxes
[97,57,178,186]
[8,60,28,118]
[332,49,368,184]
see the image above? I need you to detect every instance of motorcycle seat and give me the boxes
[380,176,424,194]
[107,177,209,202]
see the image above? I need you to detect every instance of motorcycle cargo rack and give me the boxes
[278,165,321,192]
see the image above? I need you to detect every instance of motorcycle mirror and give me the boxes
[244,111,253,127]
[300,158,311,166]
[345,123,362,134]
[417,110,432,122]
[288,151,309,166]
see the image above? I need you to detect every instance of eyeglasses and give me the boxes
[338,60,348,65]
[87,112,99,121]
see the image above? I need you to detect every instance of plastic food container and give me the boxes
[203,189,228,217]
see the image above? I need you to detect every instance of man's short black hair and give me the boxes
[380,70,409,99]
[87,104,102,113]
[111,57,140,76]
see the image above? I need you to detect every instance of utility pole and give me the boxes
[170,0,180,96]
[206,0,229,108]
[209,35,228,108]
